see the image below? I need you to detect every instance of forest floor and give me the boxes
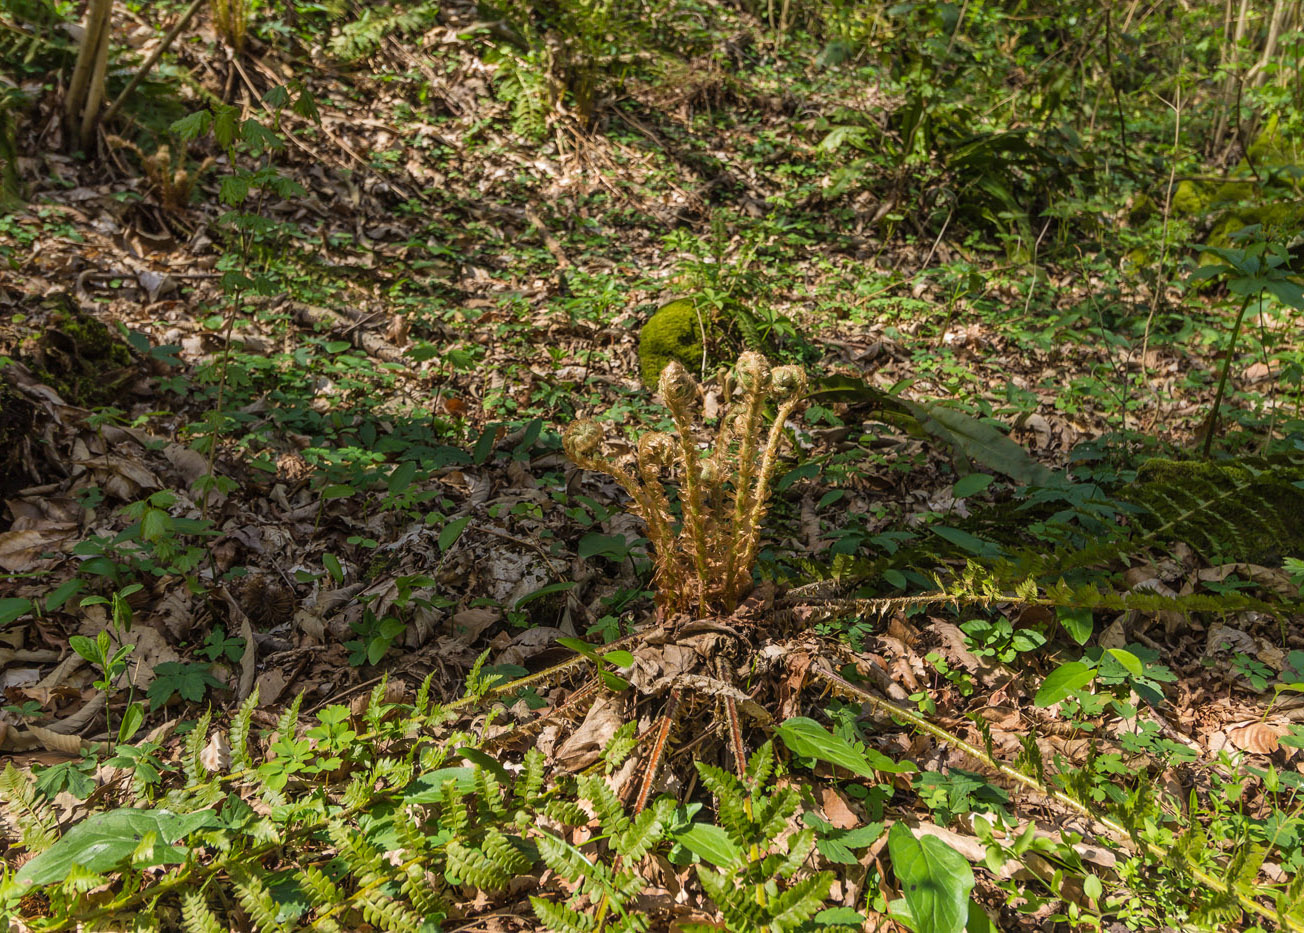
[2,2,1304,931]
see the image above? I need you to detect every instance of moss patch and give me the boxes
[637,299,707,389]
[21,295,136,408]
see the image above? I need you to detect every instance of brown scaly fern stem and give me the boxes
[563,352,807,619]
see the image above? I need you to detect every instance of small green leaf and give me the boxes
[578,533,631,562]
[1106,647,1144,678]
[671,822,742,867]
[888,822,974,933]
[556,637,599,661]
[951,473,994,499]
[1034,661,1097,707]
[512,581,574,609]
[1057,607,1093,645]
[323,553,343,584]
[439,516,471,553]
[929,525,1002,559]
[0,598,32,627]
[776,717,914,775]
[602,650,634,667]
[321,484,355,500]
[388,460,417,494]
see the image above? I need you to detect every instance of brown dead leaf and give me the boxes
[556,692,624,771]
[1226,720,1289,755]
[0,527,76,571]
[820,786,860,830]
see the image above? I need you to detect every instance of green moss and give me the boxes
[1124,457,1304,562]
[637,299,706,389]
[23,298,135,408]
[1206,200,1304,250]
[1171,180,1211,216]
[1122,247,1150,273]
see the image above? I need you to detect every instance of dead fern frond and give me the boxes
[564,352,807,617]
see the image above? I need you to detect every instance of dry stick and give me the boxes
[809,660,1301,933]
[101,0,206,128]
[1136,80,1183,434]
[1201,291,1258,459]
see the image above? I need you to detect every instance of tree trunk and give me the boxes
[64,0,114,153]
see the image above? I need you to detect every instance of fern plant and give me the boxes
[564,353,807,617]
[687,742,838,933]
[328,1,440,62]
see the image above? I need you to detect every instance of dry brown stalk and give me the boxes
[563,352,807,618]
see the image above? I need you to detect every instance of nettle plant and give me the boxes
[563,353,807,617]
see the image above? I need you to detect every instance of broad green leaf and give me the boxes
[1106,647,1144,678]
[439,516,471,553]
[16,808,219,886]
[400,767,479,803]
[602,650,634,667]
[0,598,32,627]
[776,717,915,775]
[322,553,343,584]
[911,402,1055,486]
[578,533,631,562]
[951,473,994,499]
[888,822,974,933]
[1034,662,1097,707]
[1057,607,1093,645]
[671,822,742,867]
[388,460,417,494]
[930,525,1002,560]
[513,581,575,609]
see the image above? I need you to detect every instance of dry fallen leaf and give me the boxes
[1226,720,1289,755]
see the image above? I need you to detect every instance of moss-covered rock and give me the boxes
[637,299,706,389]
[1171,179,1210,216]
[22,295,135,408]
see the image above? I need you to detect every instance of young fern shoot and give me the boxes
[563,353,807,617]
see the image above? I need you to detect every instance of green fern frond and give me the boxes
[744,739,775,790]
[328,1,439,62]
[181,892,224,933]
[578,774,632,840]
[414,671,435,719]
[328,823,387,889]
[275,692,304,746]
[300,864,345,909]
[482,826,533,875]
[617,796,674,860]
[184,710,211,785]
[357,891,422,933]
[697,867,768,930]
[400,861,447,919]
[438,779,470,836]
[767,870,836,931]
[446,839,512,889]
[514,747,546,808]
[769,827,815,877]
[531,894,596,933]
[473,766,508,821]
[229,686,259,772]
[0,762,59,852]
[603,721,639,770]
[544,797,588,826]
[231,866,286,932]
